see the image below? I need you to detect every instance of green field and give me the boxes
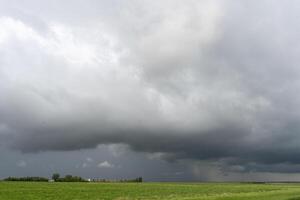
[1,182,300,200]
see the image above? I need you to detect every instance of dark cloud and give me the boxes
[1,0,300,177]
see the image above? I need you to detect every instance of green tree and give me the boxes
[52,173,60,181]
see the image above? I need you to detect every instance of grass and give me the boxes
[0,182,300,200]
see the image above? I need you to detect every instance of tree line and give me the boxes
[51,174,86,182]
[92,177,143,183]
[2,173,143,183]
[4,177,48,182]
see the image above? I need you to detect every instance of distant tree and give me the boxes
[4,176,48,182]
[137,177,143,182]
[55,174,86,182]
[52,173,60,181]
[64,174,73,182]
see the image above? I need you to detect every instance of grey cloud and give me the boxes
[1,0,300,174]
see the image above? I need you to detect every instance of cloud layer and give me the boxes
[1,0,300,173]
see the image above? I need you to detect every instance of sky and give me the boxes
[1,0,300,181]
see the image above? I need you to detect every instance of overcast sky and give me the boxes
[1,0,300,181]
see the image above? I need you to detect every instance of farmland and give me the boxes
[0,182,300,200]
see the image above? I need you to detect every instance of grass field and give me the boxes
[0,182,300,200]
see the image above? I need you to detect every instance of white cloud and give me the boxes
[97,161,114,168]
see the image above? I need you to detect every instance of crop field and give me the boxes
[0,182,300,200]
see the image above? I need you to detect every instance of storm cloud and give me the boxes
[1,0,300,175]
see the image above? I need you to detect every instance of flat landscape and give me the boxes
[1,182,300,200]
